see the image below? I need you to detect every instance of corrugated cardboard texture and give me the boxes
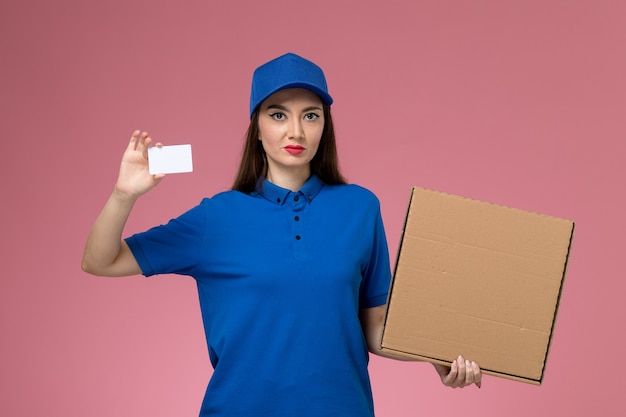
[381,187,574,384]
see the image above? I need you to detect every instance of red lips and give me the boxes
[285,145,305,155]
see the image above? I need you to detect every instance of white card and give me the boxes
[148,144,193,175]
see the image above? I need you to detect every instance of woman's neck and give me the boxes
[266,166,311,192]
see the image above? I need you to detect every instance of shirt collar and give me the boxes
[254,175,324,205]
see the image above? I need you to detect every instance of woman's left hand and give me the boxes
[434,355,482,389]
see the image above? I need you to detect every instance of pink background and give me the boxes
[1,0,624,415]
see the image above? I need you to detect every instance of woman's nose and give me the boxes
[287,119,304,140]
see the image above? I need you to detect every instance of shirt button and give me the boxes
[294,216,300,221]
[308,195,312,201]
[295,235,301,240]
[294,195,299,202]
[276,198,281,203]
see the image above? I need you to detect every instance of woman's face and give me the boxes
[257,88,324,180]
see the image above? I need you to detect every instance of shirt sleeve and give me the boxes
[125,200,208,277]
[359,201,392,308]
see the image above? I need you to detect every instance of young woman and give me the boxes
[82,52,481,416]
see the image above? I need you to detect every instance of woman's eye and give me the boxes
[270,112,285,121]
[304,113,320,121]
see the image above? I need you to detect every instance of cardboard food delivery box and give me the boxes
[381,187,574,385]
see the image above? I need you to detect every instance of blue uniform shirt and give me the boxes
[125,175,392,416]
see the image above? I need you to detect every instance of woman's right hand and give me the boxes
[82,130,162,277]
[114,130,164,200]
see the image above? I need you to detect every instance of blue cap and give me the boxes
[250,52,333,117]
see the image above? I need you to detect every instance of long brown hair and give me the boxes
[232,103,347,193]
